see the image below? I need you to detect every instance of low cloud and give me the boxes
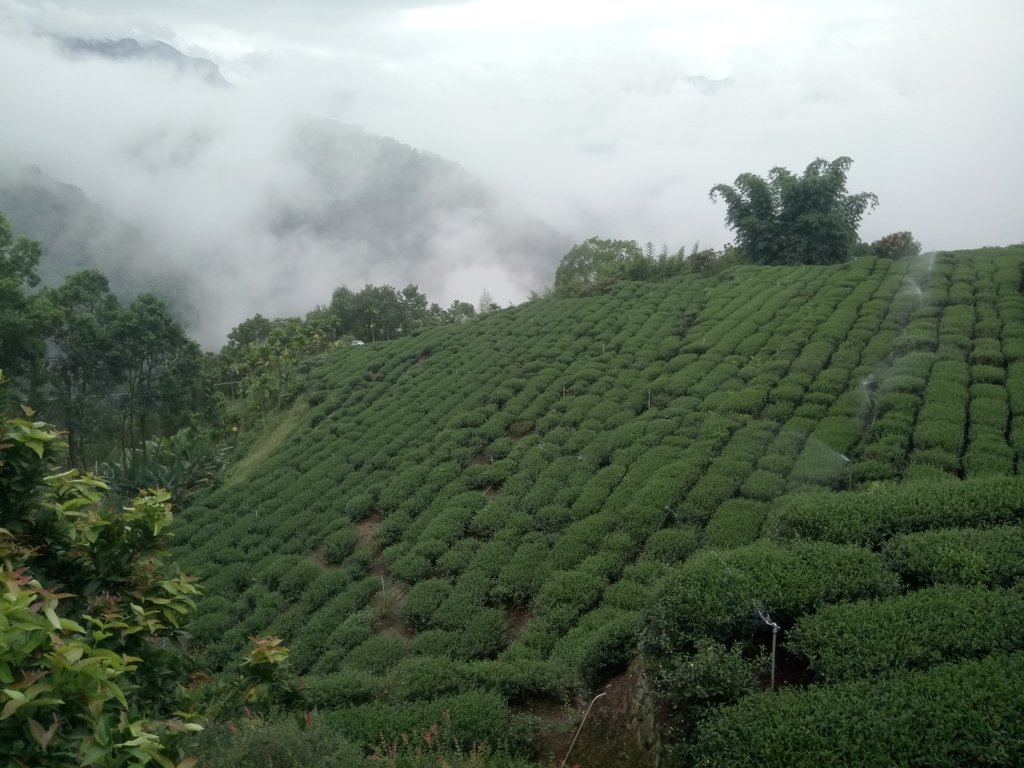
[1,1,1021,344]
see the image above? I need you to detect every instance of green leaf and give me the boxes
[43,604,61,630]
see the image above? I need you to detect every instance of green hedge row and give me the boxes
[788,584,1024,681]
[319,690,537,758]
[883,524,1024,588]
[645,540,898,652]
[766,476,1024,547]
[694,652,1024,768]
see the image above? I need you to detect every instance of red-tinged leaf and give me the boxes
[41,719,59,750]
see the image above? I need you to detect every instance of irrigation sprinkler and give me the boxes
[753,603,781,691]
[560,691,607,768]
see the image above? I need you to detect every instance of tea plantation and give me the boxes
[174,246,1024,765]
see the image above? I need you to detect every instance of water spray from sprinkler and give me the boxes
[861,374,880,428]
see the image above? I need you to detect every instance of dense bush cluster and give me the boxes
[766,476,1024,547]
[694,653,1024,767]
[789,585,1024,681]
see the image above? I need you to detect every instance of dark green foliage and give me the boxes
[321,527,359,564]
[870,231,922,260]
[694,653,1024,768]
[387,656,465,701]
[400,578,452,631]
[319,691,535,758]
[550,606,644,681]
[702,499,766,548]
[640,526,700,564]
[710,157,878,265]
[302,670,380,707]
[645,540,898,652]
[0,211,46,379]
[884,525,1024,588]
[652,640,762,743]
[767,476,1024,547]
[194,717,364,768]
[789,585,1024,681]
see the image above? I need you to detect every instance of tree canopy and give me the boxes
[710,156,878,266]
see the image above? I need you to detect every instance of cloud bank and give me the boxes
[0,0,1021,342]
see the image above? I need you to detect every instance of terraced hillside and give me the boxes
[175,246,1024,766]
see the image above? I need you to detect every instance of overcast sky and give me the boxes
[1,0,1022,338]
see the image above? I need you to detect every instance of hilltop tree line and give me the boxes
[554,156,920,297]
[0,210,492,476]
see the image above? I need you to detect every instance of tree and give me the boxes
[870,231,922,260]
[0,378,202,767]
[478,289,497,314]
[710,157,878,265]
[42,270,121,469]
[0,212,47,381]
[553,237,647,296]
[446,300,476,323]
[111,295,211,460]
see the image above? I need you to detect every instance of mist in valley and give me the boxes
[0,0,1021,345]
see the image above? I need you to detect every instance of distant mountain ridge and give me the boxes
[56,36,231,86]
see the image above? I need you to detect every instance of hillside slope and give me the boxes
[175,247,1024,765]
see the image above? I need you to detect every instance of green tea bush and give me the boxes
[702,499,767,548]
[913,417,964,455]
[345,635,410,674]
[766,476,1024,547]
[550,514,614,569]
[320,691,535,759]
[962,434,1015,478]
[551,607,644,685]
[739,469,787,501]
[303,669,380,707]
[435,538,480,577]
[400,578,452,631]
[907,447,959,474]
[650,639,762,743]
[532,569,607,625]
[646,540,897,651]
[387,655,465,701]
[640,525,701,564]
[455,608,508,659]
[466,659,572,702]
[389,552,433,583]
[972,363,1007,385]
[194,717,364,768]
[970,338,1005,366]
[322,527,359,564]
[693,653,1024,768]
[789,585,1024,681]
[603,578,652,610]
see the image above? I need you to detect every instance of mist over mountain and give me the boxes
[57,36,231,87]
[0,33,570,347]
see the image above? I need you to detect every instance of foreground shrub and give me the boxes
[194,716,362,768]
[320,691,536,759]
[694,653,1024,768]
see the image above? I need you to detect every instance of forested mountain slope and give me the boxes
[174,246,1024,765]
